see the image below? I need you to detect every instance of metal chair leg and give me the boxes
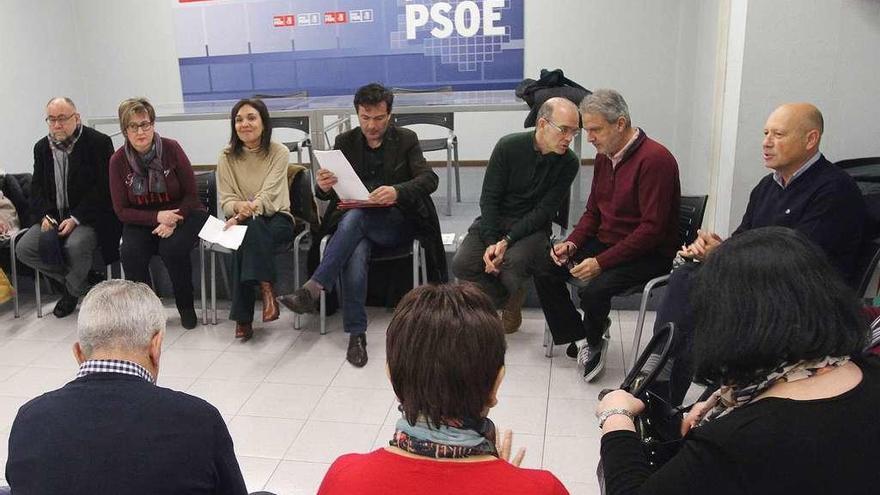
[444,145,453,216]
[412,240,419,288]
[199,241,207,325]
[453,140,461,202]
[211,250,218,325]
[35,269,43,318]
[627,274,670,373]
[543,324,553,358]
[10,232,20,318]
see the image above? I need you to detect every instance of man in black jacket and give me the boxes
[15,97,120,317]
[5,280,248,495]
[280,83,442,367]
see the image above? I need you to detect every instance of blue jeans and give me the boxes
[312,208,415,335]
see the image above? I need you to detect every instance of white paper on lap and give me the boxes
[198,215,248,250]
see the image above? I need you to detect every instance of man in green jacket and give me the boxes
[452,97,580,333]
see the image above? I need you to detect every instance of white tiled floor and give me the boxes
[0,299,656,494]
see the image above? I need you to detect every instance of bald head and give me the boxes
[762,103,824,180]
[45,97,80,141]
[535,97,580,155]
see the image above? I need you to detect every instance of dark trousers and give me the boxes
[648,260,700,406]
[120,210,208,309]
[535,238,672,346]
[229,214,295,323]
[451,217,551,308]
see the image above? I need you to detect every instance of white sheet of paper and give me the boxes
[198,215,248,250]
[442,233,456,245]
[313,150,371,201]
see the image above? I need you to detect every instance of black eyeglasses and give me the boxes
[126,121,154,133]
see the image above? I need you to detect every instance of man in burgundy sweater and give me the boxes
[535,89,680,382]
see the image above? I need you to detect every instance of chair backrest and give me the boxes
[391,86,453,94]
[837,157,880,237]
[391,112,454,131]
[2,173,32,226]
[253,90,308,99]
[553,192,571,231]
[273,116,310,135]
[193,170,217,217]
[854,236,880,297]
[678,195,709,246]
[289,167,319,228]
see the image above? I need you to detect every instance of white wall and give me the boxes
[722,0,880,233]
[0,0,84,173]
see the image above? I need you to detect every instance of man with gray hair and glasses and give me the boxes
[535,89,681,382]
[15,97,120,318]
[4,280,250,494]
[452,97,580,334]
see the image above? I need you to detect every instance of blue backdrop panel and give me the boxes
[174,0,524,101]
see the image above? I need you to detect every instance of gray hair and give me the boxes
[46,97,77,110]
[77,280,166,357]
[579,89,631,126]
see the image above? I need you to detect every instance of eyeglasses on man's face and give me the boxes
[45,114,76,125]
[126,121,154,134]
[544,118,581,137]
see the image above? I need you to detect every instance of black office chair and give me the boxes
[390,87,460,216]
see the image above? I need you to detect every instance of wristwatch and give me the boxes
[597,408,635,429]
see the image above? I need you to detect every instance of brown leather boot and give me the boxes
[501,287,528,334]
[260,282,280,322]
[235,321,254,340]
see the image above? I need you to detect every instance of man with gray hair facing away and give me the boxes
[4,280,249,495]
[535,89,680,382]
[452,97,580,333]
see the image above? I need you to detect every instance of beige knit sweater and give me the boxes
[217,141,292,220]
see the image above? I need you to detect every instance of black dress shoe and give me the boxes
[53,293,78,318]
[278,288,318,314]
[179,306,198,329]
[346,333,368,368]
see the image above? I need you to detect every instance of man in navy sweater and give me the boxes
[4,280,249,495]
[653,102,867,406]
[535,89,681,382]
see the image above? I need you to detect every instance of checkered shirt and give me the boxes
[76,359,154,383]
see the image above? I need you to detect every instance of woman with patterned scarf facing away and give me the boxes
[596,226,880,494]
[216,98,294,340]
[109,97,208,329]
[318,282,568,495]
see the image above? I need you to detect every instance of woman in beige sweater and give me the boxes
[217,98,295,339]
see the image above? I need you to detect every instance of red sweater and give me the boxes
[318,448,568,495]
[567,131,680,269]
[109,138,203,227]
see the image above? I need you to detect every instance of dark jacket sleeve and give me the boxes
[506,153,578,243]
[392,133,438,207]
[209,408,248,495]
[30,140,56,223]
[478,139,510,243]
[70,130,114,225]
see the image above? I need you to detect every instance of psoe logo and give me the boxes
[404,0,505,40]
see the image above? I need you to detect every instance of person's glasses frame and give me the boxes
[544,118,581,137]
[126,121,155,134]
[45,114,77,125]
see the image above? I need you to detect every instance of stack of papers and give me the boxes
[198,215,248,250]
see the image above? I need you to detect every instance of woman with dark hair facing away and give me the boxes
[595,226,880,494]
[318,282,568,494]
[109,97,208,329]
[217,98,294,340]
